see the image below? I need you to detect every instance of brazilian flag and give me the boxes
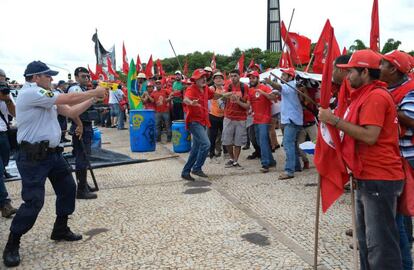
[127,59,143,109]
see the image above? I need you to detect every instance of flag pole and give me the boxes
[269,72,318,106]
[350,175,359,270]
[281,8,295,53]
[313,175,321,269]
[305,54,315,73]
[168,39,184,72]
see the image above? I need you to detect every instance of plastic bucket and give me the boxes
[171,120,191,153]
[129,109,156,152]
[92,127,101,149]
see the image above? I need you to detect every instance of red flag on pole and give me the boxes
[122,42,129,74]
[95,64,108,80]
[280,21,301,65]
[235,53,245,75]
[211,53,216,70]
[342,47,347,55]
[312,19,340,74]
[370,0,380,52]
[156,59,165,77]
[145,55,154,78]
[183,59,189,77]
[279,51,293,68]
[88,65,98,81]
[107,56,119,78]
[314,24,349,212]
[136,55,142,74]
[248,58,255,69]
[288,32,311,64]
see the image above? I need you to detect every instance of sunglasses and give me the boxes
[80,74,91,79]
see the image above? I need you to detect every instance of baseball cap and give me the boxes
[280,68,295,77]
[175,70,182,75]
[137,73,147,79]
[247,71,260,78]
[382,50,412,74]
[57,80,66,86]
[24,61,59,77]
[337,49,382,69]
[212,72,224,79]
[147,82,154,87]
[204,67,213,73]
[191,69,208,81]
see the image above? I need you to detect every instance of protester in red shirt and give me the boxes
[181,69,231,181]
[319,49,404,270]
[151,80,172,142]
[141,82,156,110]
[222,69,250,169]
[247,71,277,173]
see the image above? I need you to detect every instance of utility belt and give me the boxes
[19,141,63,161]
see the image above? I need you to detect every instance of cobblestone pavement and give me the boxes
[0,127,402,269]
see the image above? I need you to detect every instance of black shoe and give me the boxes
[61,137,71,143]
[3,234,20,267]
[247,153,258,160]
[242,145,250,150]
[3,171,16,179]
[260,166,269,173]
[51,227,82,241]
[345,229,353,237]
[181,174,195,181]
[76,189,97,200]
[192,171,208,178]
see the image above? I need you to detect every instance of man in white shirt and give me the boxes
[108,85,125,129]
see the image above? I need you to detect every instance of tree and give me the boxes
[348,39,367,53]
[381,38,401,54]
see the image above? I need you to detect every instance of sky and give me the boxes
[1,0,413,83]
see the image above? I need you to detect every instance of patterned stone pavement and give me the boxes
[0,127,389,269]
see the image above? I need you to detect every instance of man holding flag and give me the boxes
[319,49,404,270]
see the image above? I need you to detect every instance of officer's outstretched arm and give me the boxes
[57,99,94,119]
[55,86,107,106]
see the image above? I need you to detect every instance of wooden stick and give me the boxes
[350,176,359,270]
[269,72,318,107]
[313,175,322,269]
[168,39,184,72]
[305,54,315,73]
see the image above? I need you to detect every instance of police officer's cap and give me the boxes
[74,67,89,76]
[57,80,66,86]
[24,61,59,77]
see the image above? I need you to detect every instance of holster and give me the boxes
[19,141,62,161]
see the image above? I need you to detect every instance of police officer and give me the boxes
[2,61,107,267]
[67,67,99,200]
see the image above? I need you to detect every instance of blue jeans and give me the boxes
[396,214,413,270]
[117,108,125,129]
[11,150,76,235]
[182,122,210,175]
[156,112,172,140]
[254,124,275,167]
[355,179,404,270]
[0,132,11,207]
[282,123,301,176]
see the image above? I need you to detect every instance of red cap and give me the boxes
[337,49,382,69]
[280,67,295,77]
[191,68,208,81]
[382,50,412,74]
[247,71,260,78]
[147,82,154,87]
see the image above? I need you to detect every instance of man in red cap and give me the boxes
[319,49,404,270]
[380,49,414,270]
[247,71,277,172]
[265,67,303,179]
[181,69,230,181]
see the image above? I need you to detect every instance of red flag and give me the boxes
[145,55,154,78]
[280,21,301,65]
[235,53,245,75]
[211,53,216,70]
[136,54,142,73]
[156,59,165,77]
[183,59,189,77]
[370,0,380,52]
[342,47,347,55]
[122,42,129,74]
[312,19,340,74]
[88,65,98,81]
[248,58,255,69]
[107,56,119,78]
[314,24,349,212]
[95,64,108,80]
[279,51,292,68]
[288,32,311,64]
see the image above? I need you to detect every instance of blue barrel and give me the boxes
[171,120,191,153]
[92,127,101,149]
[129,109,156,152]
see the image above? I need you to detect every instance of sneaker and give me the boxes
[232,162,244,170]
[303,161,310,170]
[345,229,353,237]
[242,145,250,150]
[1,203,17,218]
[247,152,259,160]
[224,159,234,168]
[192,171,208,178]
[260,166,269,173]
[278,173,294,180]
[181,174,195,181]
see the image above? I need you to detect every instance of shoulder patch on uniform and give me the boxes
[37,88,54,98]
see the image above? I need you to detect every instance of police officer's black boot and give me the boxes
[51,215,82,241]
[3,233,21,267]
[76,170,97,200]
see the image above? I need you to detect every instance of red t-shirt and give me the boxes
[248,84,273,124]
[184,84,215,127]
[224,83,249,121]
[151,89,171,113]
[355,90,404,180]
[303,88,317,124]
[144,91,156,110]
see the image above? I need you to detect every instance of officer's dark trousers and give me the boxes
[10,151,76,236]
[0,132,11,207]
[72,123,93,171]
